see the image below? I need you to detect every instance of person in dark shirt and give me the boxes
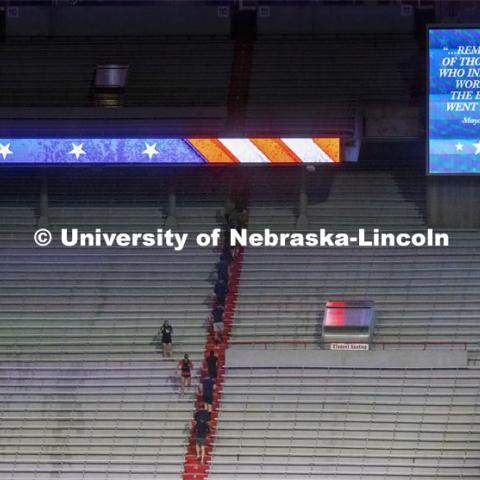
[178,354,193,396]
[212,305,224,324]
[228,207,241,230]
[214,278,228,306]
[193,407,211,464]
[211,304,224,344]
[221,246,233,263]
[206,351,218,379]
[195,419,209,464]
[201,375,216,413]
[222,229,233,256]
[239,207,249,229]
[159,320,173,358]
[194,408,211,425]
[217,255,230,283]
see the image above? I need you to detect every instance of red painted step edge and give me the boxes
[182,246,245,480]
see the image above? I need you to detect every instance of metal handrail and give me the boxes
[229,339,470,350]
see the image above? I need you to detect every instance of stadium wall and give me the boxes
[6,4,414,37]
[427,177,480,228]
[227,349,468,369]
[5,5,229,36]
[257,4,414,35]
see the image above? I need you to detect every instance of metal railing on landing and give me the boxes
[229,339,472,351]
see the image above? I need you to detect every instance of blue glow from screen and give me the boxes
[429,28,480,174]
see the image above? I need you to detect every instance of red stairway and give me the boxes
[182,246,245,480]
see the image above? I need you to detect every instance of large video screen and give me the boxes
[0,138,340,165]
[429,27,480,174]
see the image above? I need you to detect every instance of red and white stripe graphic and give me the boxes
[217,139,270,163]
[187,138,340,164]
[280,138,334,163]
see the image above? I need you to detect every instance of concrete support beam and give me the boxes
[37,175,49,228]
[164,178,178,230]
[427,176,480,228]
[296,168,309,230]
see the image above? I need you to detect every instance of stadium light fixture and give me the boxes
[93,64,129,108]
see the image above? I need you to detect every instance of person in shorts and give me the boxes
[214,278,228,306]
[195,419,209,464]
[206,350,218,379]
[160,320,173,358]
[178,353,193,396]
[201,375,216,412]
[211,304,224,344]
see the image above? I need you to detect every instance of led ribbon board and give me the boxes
[0,138,340,164]
[429,27,480,174]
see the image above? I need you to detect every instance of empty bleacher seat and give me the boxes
[209,354,480,479]
[232,171,480,346]
[245,35,418,141]
[0,170,231,480]
[0,37,233,109]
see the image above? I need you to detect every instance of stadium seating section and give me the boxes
[234,171,480,348]
[0,34,418,141]
[0,168,479,479]
[210,362,480,479]
[0,171,229,479]
[245,35,418,141]
[0,37,232,109]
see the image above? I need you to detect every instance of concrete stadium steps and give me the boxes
[305,173,425,228]
[232,171,480,345]
[250,35,417,97]
[46,197,223,233]
[247,171,426,232]
[48,195,224,234]
[0,246,216,359]
[208,364,480,480]
[0,360,197,480]
[245,35,417,138]
[233,248,480,344]
[0,196,38,243]
[0,173,230,245]
[0,175,232,479]
[0,37,232,109]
